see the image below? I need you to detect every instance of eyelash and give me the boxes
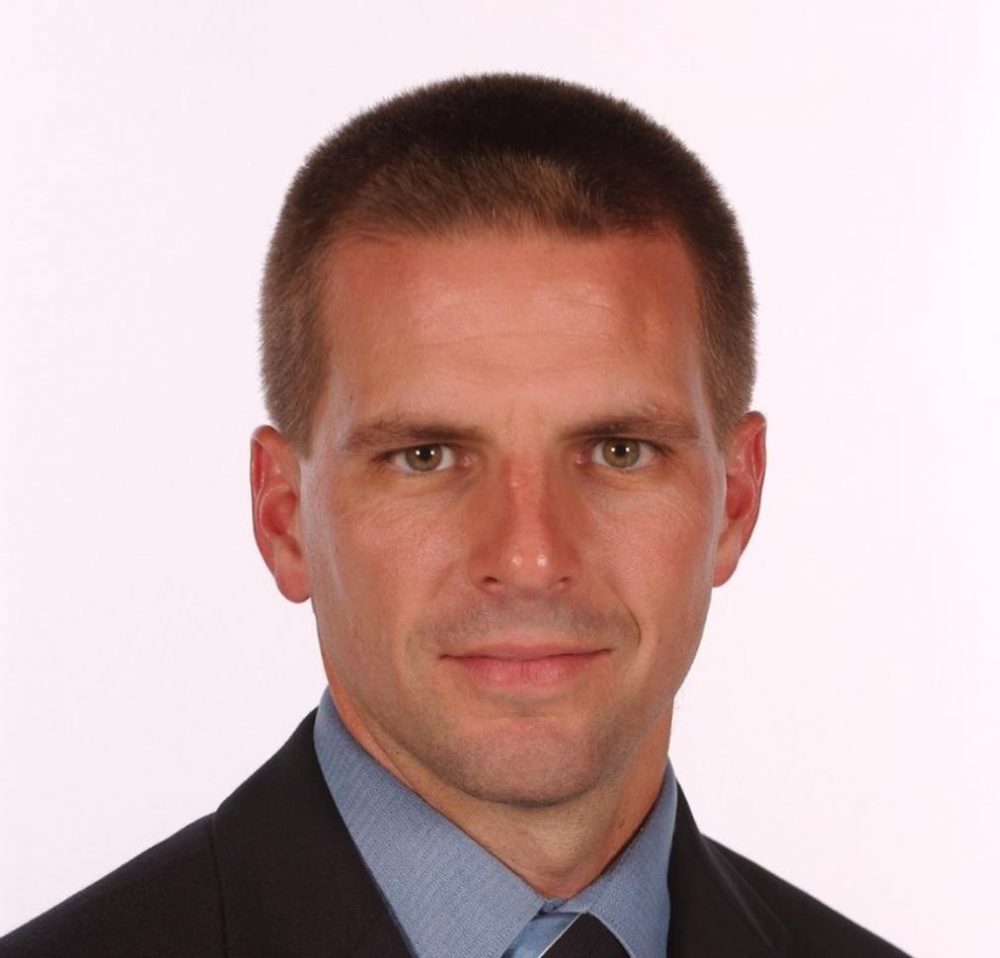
[588,438,659,470]
[384,445,460,474]
[382,438,662,474]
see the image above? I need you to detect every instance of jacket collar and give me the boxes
[212,712,412,958]
[212,711,787,958]
[667,788,788,958]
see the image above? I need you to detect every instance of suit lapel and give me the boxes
[211,711,412,958]
[667,788,788,958]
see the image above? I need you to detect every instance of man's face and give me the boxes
[256,230,763,809]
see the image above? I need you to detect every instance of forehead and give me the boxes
[314,230,708,435]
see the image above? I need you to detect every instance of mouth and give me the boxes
[442,644,610,688]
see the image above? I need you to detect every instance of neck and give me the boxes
[333,692,672,898]
[444,721,671,897]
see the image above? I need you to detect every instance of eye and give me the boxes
[590,437,654,470]
[387,444,457,474]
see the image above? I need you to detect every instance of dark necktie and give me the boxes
[545,914,628,958]
[504,912,629,958]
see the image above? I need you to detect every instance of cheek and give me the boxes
[311,487,461,625]
[593,482,718,594]
[361,499,460,584]
[591,489,717,674]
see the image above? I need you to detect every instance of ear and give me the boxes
[713,411,767,587]
[250,425,311,602]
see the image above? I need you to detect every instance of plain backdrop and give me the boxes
[2,1,998,954]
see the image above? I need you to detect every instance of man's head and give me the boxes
[259,73,756,454]
[251,75,765,820]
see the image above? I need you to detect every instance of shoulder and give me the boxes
[667,787,912,958]
[705,837,911,958]
[0,816,224,958]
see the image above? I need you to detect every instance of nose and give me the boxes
[467,457,582,598]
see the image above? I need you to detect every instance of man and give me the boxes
[0,74,910,957]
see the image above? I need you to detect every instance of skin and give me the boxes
[251,229,766,897]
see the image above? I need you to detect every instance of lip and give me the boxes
[443,646,610,688]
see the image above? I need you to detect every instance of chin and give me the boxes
[419,716,630,809]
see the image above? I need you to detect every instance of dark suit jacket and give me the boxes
[0,712,912,957]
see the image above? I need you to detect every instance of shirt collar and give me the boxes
[313,689,676,958]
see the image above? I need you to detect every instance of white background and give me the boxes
[2,1,997,954]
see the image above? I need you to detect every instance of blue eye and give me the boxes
[590,438,653,470]
[388,444,458,473]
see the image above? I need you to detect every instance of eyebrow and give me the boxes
[342,418,489,454]
[341,406,703,455]
[564,412,703,446]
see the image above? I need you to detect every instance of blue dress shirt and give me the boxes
[313,690,677,958]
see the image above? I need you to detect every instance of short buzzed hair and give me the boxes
[260,74,755,452]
